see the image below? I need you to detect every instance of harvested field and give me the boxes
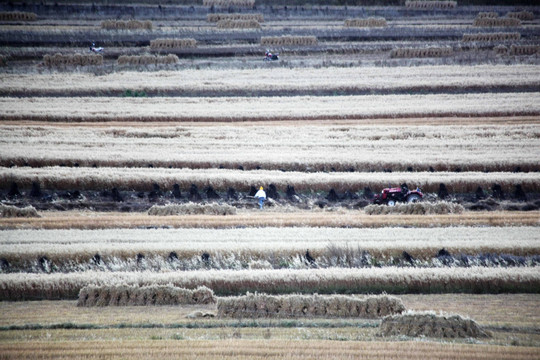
[0,210,538,230]
[217,294,404,318]
[1,93,539,122]
[77,285,215,306]
[378,311,490,338]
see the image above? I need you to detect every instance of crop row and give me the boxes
[1,124,537,173]
[3,65,538,96]
[1,227,537,273]
[1,267,538,300]
[2,93,539,122]
[1,167,538,193]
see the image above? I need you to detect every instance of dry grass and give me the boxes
[2,167,538,193]
[1,267,538,300]
[344,18,387,28]
[462,32,520,42]
[473,18,521,27]
[43,53,103,67]
[390,47,453,58]
[0,204,40,218]
[1,93,539,123]
[365,202,464,215]
[207,13,263,23]
[2,340,538,360]
[261,36,317,47]
[405,1,457,10]
[379,311,490,338]
[218,294,404,318]
[0,12,37,21]
[0,210,537,230]
[148,203,236,216]
[217,19,261,29]
[117,54,179,66]
[101,20,152,30]
[77,285,215,306]
[150,38,197,49]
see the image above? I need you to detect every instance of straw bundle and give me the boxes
[364,202,464,215]
[462,32,520,42]
[150,38,197,49]
[261,36,318,46]
[344,17,387,28]
[217,19,261,29]
[473,18,521,27]
[117,54,179,66]
[147,202,236,216]
[507,11,534,21]
[390,47,453,58]
[203,0,255,7]
[509,45,540,56]
[101,20,152,30]
[405,1,457,10]
[0,204,40,218]
[43,53,103,67]
[0,12,37,21]
[207,13,263,22]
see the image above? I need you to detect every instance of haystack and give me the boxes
[378,311,490,338]
[217,293,404,319]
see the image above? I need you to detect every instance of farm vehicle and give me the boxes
[372,184,423,206]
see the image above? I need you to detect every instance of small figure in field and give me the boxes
[89,42,104,53]
[254,186,266,209]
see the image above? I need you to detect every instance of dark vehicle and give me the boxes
[372,184,423,206]
[264,50,279,61]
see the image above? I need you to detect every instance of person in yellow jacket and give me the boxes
[254,186,266,209]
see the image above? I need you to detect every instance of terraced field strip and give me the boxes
[1,227,538,266]
[1,267,539,300]
[0,339,539,360]
[2,123,539,172]
[1,167,538,193]
[2,65,539,97]
[1,211,538,230]
[1,93,539,122]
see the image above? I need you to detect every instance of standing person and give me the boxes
[254,186,266,209]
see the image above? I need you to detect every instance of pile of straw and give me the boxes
[509,45,540,56]
[150,38,197,49]
[101,20,152,30]
[379,311,491,338]
[117,54,179,66]
[148,202,236,216]
[0,12,37,21]
[0,204,40,218]
[217,293,405,319]
[203,0,255,7]
[261,36,317,46]
[43,53,103,67]
[344,18,387,27]
[217,19,261,29]
[77,285,215,306]
[207,13,263,22]
[364,202,464,215]
[405,1,457,10]
[462,32,520,42]
[507,11,534,21]
[390,47,453,58]
[473,18,521,27]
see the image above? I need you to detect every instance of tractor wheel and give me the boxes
[407,194,421,203]
[387,200,396,207]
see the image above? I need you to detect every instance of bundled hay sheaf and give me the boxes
[207,13,263,22]
[148,202,236,216]
[0,12,37,21]
[462,32,520,42]
[364,202,464,215]
[203,0,255,7]
[117,54,179,66]
[379,311,491,338]
[509,45,540,56]
[77,285,215,306]
[344,17,387,28]
[390,47,453,58]
[507,11,534,21]
[473,18,521,27]
[101,20,152,30]
[218,293,404,319]
[261,36,317,47]
[0,204,40,218]
[476,12,498,19]
[217,19,261,29]
[150,38,197,49]
[405,1,457,10]
[43,53,103,67]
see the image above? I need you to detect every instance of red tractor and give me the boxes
[372,183,423,206]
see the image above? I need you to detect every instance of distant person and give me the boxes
[254,186,266,209]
